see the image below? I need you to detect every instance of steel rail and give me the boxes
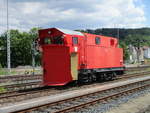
[0,71,150,103]
[0,74,41,79]
[117,71,150,79]
[0,67,149,88]
[54,84,150,113]
[125,65,150,71]
[0,74,42,83]
[0,81,42,94]
[1,70,149,89]
[0,65,149,80]
[0,80,41,88]
[13,78,150,113]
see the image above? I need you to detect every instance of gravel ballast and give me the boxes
[76,88,150,113]
[105,91,150,113]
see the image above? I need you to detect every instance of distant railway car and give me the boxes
[38,28,124,86]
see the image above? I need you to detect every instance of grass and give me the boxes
[0,68,42,76]
[0,69,17,76]
[0,87,6,93]
[146,67,150,71]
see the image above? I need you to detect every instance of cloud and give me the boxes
[0,0,147,34]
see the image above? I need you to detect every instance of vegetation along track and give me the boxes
[0,70,150,106]
[5,76,150,113]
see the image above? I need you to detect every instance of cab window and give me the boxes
[53,36,64,44]
[95,37,100,45]
[44,38,51,44]
[72,37,78,45]
[43,36,64,45]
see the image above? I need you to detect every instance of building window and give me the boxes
[95,37,100,45]
[72,37,78,45]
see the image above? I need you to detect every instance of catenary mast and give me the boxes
[7,0,11,74]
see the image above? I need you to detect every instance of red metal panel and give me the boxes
[86,46,124,69]
[42,45,72,86]
[83,33,118,47]
[79,32,124,70]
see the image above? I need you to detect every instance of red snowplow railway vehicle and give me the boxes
[38,28,125,86]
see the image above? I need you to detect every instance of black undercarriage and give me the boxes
[78,67,125,83]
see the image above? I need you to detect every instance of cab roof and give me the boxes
[56,28,84,36]
[39,28,84,36]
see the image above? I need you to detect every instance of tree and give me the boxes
[0,28,41,68]
[0,33,7,67]
[29,27,41,66]
[119,41,130,61]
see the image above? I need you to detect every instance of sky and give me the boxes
[0,0,150,34]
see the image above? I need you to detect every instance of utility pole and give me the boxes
[7,0,11,74]
[114,23,120,43]
[31,40,35,75]
[117,28,119,41]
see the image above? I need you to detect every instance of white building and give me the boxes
[128,45,145,63]
[144,47,150,58]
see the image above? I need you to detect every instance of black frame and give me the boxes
[95,37,100,45]
[72,37,78,45]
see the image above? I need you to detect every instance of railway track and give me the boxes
[50,81,149,113]
[0,74,42,94]
[0,66,149,93]
[1,76,149,113]
[0,65,149,83]
[0,67,149,86]
[0,70,150,106]
[118,70,150,79]
[0,74,42,83]
[0,80,42,96]
[126,65,150,71]
[0,80,42,90]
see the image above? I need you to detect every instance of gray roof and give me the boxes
[57,28,84,36]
